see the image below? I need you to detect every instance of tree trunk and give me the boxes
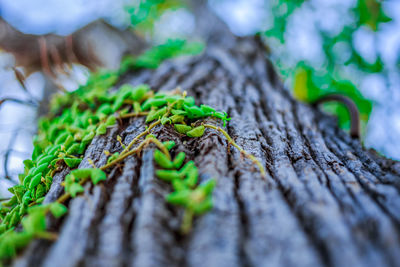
[12,9,400,267]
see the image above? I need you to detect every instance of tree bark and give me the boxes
[12,11,400,267]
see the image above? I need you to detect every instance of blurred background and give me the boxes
[1,0,400,196]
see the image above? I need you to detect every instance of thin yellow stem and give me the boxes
[35,231,58,241]
[203,124,266,178]
[56,176,89,203]
[120,119,161,155]
[57,192,71,204]
[102,137,170,170]
[101,142,145,171]
[181,209,194,234]
[119,111,149,119]
[146,137,171,160]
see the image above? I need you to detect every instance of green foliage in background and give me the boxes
[121,39,204,71]
[265,0,392,134]
[125,0,184,33]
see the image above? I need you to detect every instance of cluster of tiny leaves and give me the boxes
[0,39,204,261]
[154,142,216,234]
[0,80,124,259]
[140,89,233,232]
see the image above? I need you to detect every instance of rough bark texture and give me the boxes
[12,16,400,267]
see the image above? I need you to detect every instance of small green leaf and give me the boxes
[170,114,185,123]
[46,145,61,156]
[63,158,82,168]
[199,179,217,195]
[97,103,112,116]
[165,95,181,103]
[200,104,215,115]
[29,173,42,190]
[183,96,195,106]
[107,152,120,164]
[78,142,88,154]
[153,150,174,169]
[36,197,45,204]
[171,109,186,115]
[156,170,182,182]
[71,169,91,178]
[45,176,53,191]
[49,203,68,218]
[166,190,191,206]
[172,179,188,191]
[9,185,24,203]
[161,116,172,125]
[105,115,116,126]
[213,111,231,127]
[31,146,42,161]
[186,125,205,138]
[23,175,32,188]
[173,152,186,169]
[32,163,48,177]
[23,159,34,169]
[36,155,55,167]
[183,105,204,119]
[131,84,150,101]
[142,98,167,110]
[179,161,196,176]
[112,90,130,111]
[7,185,21,195]
[184,166,198,188]
[2,196,18,207]
[22,191,32,205]
[54,132,69,145]
[68,183,84,198]
[63,135,75,149]
[35,184,46,199]
[21,209,46,234]
[9,209,21,227]
[133,102,142,113]
[192,197,213,215]
[96,123,107,135]
[162,141,175,150]
[66,143,80,155]
[82,130,95,143]
[0,231,33,259]
[174,124,192,134]
[50,158,61,167]
[145,107,167,122]
[89,169,107,185]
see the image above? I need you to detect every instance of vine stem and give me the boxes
[181,209,194,234]
[203,124,266,178]
[101,137,170,170]
[120,119,161,155]
[35,231,59,241]
[119,111,149,119]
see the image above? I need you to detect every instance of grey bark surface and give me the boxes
[12,12,400,267]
